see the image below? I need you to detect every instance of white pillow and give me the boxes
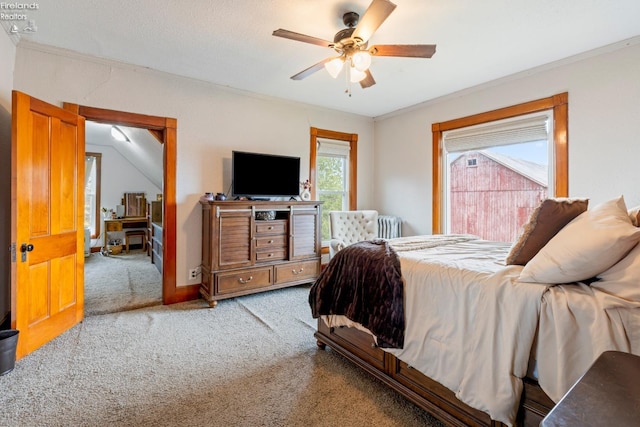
[519,196,640,284]
[593,242,640,302]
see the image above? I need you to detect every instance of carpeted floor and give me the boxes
[0,285,445,427]
[84,250,162,316]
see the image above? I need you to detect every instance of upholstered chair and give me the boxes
[329,210,379,259]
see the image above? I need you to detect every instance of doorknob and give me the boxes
[20,243,33,262]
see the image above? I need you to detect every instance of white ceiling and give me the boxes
[5,0,640,117]
[85,122,163,189]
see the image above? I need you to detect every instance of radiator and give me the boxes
[378,215,402,239]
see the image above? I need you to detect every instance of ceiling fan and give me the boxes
[272,0,436,91]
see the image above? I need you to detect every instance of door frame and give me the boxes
[63,103,198,304]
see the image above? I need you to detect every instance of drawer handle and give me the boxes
[267,253,273,257]
[268,240,274,244]
[238,276,253,284]
[268,226,273,230]
[291,267,304,275]
[371,342,378,349]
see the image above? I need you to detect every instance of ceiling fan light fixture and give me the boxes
[349,67,367,83]
[352,50,372,72]
[324,57,344,78]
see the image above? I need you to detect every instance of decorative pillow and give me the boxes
[505,198,589,265]
[629,206,640,227]
[519,196,640,284]
[593,242,640,302]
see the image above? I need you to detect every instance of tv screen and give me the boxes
[232,151,301,198]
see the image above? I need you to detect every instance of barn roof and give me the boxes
[479,151,548,187]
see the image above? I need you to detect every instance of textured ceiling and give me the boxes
[4,0,640,117]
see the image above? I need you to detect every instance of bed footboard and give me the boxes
[315,319,554,427]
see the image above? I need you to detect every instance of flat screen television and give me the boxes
[232,151,301,198]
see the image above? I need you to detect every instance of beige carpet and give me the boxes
[0,285,445,427]
[84,250,162,316]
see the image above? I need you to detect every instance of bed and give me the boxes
[309,196,640,427]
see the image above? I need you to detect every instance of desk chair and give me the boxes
[125,229,147,253]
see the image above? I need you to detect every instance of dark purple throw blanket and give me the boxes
[308,239,405,348]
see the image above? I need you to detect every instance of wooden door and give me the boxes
[11,91,85,359]
[216,207,254,269]
[290,205,321,260]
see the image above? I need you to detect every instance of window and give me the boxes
[309,128,358,245]
[432,93,568,240]
[84,152,102,238]
[443,112,551,242]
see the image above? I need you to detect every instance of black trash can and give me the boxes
[0,329,19,376]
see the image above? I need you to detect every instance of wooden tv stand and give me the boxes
[199,199,322,307]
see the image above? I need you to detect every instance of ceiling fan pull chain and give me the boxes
[345,66,350,96]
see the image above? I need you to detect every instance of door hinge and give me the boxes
[9,242,16,263]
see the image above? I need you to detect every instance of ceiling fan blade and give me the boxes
[370,44,437,58]
[352,0,397,43]
[290,57,333,80]
[359,69,376,89]
[272,29,333,48]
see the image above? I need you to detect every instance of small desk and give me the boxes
[541,351,640,427]
[103,217,147,252]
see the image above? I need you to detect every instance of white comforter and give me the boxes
[323,235,640,426]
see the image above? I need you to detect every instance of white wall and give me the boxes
[374,39,640,236]
[86,143,162,214]
[0,32,16,324]
[13,45,374,287]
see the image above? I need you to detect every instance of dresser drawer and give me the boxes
[274,260,319,284]
[255,249,287,262]
[255,235,287,249]
[255,220,287,235]
[215,267,273,294]
[105,221,123,232]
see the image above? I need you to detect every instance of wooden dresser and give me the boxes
[199,199,322,307]
[147,200,163,273]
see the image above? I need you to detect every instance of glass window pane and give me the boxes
[318,193,344,242]
[446,140,549,242]
[317,156,345,191]
[84,156,97,235]
[317,154,348,243]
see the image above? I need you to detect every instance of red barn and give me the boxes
[449,151,547,242]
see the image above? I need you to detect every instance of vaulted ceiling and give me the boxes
[4,0,639,117]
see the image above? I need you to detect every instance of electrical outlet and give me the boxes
[188,266,201,280]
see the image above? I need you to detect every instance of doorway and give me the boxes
[63,103,196,304]
[83,123,162,315]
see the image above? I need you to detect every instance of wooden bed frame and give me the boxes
[315,319,555,427]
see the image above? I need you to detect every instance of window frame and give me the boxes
[309,127,358,208]
[431,93,568,233]
[309,127,358,250]
[85,152,102,239]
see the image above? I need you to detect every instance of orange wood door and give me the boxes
[11,91,85,359]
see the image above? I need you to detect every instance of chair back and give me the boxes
[329,210,379,249]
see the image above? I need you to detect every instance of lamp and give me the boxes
[110,126,130,142]
[324,57,344,79]
[352,50,372,72]
[349,67,367,83]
